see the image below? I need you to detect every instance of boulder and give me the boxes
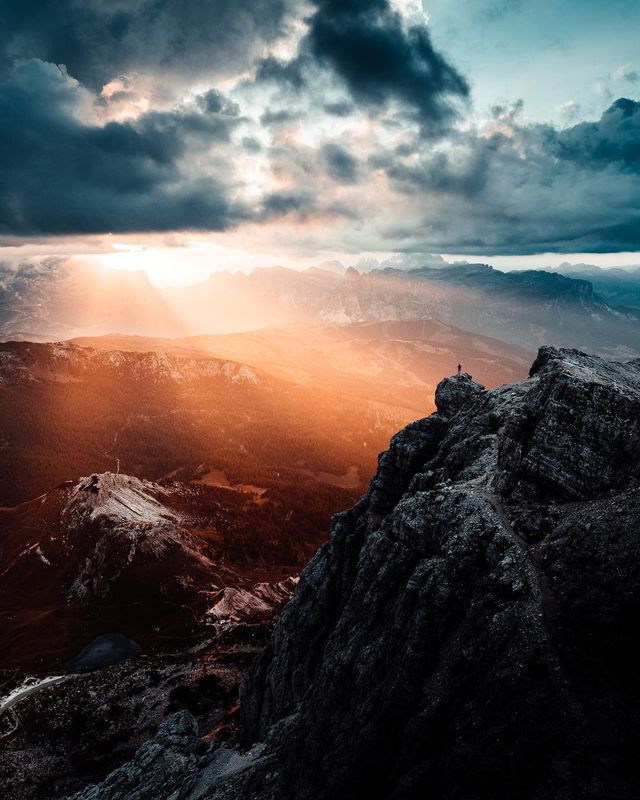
[64,634,141,673]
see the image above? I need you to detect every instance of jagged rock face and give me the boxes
[69,711,201,800]
[239,348,640,800]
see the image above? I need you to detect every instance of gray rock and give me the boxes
[68,711,199,800]
[434,371,485,417]
[64,634,141,673]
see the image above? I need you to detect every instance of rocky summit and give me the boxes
[71,347,640,800]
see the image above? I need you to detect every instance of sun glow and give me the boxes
[94,239,289,287]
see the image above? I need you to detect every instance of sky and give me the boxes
[0,0,639,285]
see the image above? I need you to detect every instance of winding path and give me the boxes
[0,675,70,714]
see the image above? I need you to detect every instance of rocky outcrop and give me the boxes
[69,711,201,800]
[238,347,640,799]
[207,578,299,628]
[69,348,640,799]
[433,371,484,417]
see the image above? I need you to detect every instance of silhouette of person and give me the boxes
[457,363,462,376]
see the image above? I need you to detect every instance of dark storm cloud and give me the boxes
[321,143,360,184]
[253,0,469,133]
[553,98,640,170]
[0,0,290,88]
[0,60,246,235]
[197,90,240,117]
[1,0,638,255]
[304,0,469,130]
[254,56,306,90]
[374,98,640,254]
[260,190,316,218]
[369,141,493,196]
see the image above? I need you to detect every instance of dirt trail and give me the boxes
[476,487,558,641]
[0,675,69,717]
[472,486,587,723]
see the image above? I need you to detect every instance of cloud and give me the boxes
[254,56,305,90]
[2,58,639,255]
[556,100,581,125]
[259,108,299,126]
[197,89,240,117]
[321,144,360,184]
[553,98,640,171]
[367,98,640,254]
[0,59,247,235]
[0,1,638,258]
[323,100,355,117]
[260,190,316,219]
[0,0,292,90]
[254,0,469,134]
[613,64,639,84]
[305,0,469,130]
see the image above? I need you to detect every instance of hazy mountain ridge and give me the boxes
[2,261,638,358]
[540,262,640,310]
[161,263,638,356]
[0,260,186,341]
[0,340,259,386]
[71,319,532,419]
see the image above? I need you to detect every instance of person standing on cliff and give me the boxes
[457,363,462,376]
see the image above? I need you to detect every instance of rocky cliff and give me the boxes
[70,347,640,799]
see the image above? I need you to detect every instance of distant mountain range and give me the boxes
[2,260,639,357]
[0,259,186,340]
[538,262,640,310]
[160,263,640,356]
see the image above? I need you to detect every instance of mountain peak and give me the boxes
[233,347,640,799]
[344,265,360,280]
[434,371,485,417]
[67,472,177,527]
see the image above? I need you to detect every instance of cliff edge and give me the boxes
[72,348,640,800]
[239,347,640,799]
